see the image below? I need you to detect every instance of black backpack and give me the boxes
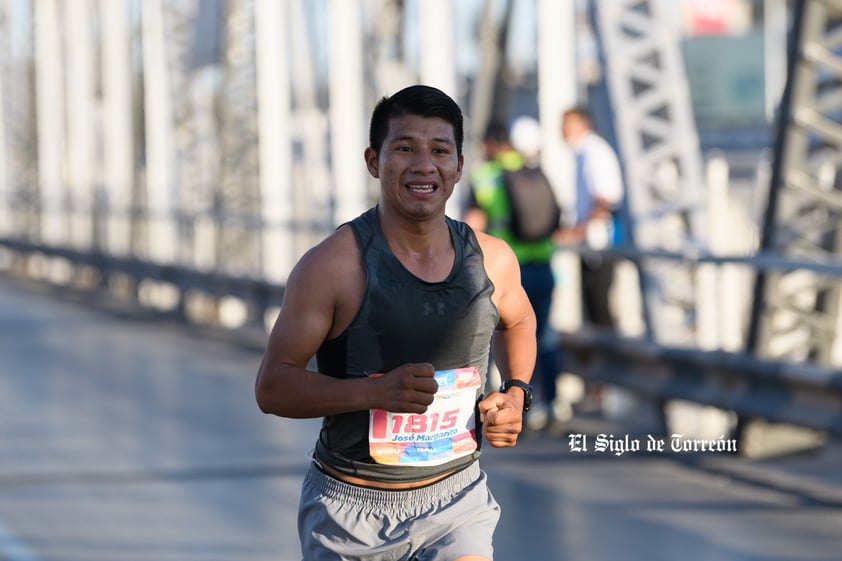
[502,165,561,242]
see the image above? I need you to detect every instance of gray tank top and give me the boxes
[314,207,499,482]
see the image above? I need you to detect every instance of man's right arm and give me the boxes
[255,233,366,418]
[254,230,437,419]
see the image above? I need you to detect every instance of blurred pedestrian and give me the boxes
[558,105,625,414]
[465,117,565,432]
[558,105,625,330]
[256,85,537,561]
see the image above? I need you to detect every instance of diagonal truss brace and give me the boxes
[748,0,842,365]
[592,0,707,345]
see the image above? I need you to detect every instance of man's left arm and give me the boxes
[475,233,538,447]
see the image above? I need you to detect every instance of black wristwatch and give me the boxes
[499,380,533,412]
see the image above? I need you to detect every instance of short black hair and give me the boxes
[369,85,464,156]
[483,121,509,144]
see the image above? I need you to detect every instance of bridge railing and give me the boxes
[2,237,841,435]
[560,327,842,435]
[0,237,284,335]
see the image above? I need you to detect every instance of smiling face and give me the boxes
[365,114,464,221]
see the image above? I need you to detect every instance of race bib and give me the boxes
[369,367,482,466]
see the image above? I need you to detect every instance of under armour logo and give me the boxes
[422,301,446,316]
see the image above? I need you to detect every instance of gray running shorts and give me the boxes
[298,461,500,561]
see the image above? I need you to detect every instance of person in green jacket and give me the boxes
[465,120,565,431]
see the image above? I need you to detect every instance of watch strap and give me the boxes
[499,379,533,412]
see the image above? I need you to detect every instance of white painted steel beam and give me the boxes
[142,0,178,263]
[34,0,66,245]
[0,0,8,237]
[419,0,462,219]
[64,0,95,249]
[537,0,576,207]
[328,0,368,226]
[100,0,134,257]
[255,0,294,282]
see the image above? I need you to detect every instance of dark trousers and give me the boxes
[520,262,561,407]
[580,253,615,329]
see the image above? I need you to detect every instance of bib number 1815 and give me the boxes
[371,409,458,439]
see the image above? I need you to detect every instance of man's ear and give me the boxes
[364,147,380,178]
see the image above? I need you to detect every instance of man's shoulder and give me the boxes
[295,225,361,279]
[473,230,518,267]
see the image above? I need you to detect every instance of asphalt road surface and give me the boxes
[2,277,841,561]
